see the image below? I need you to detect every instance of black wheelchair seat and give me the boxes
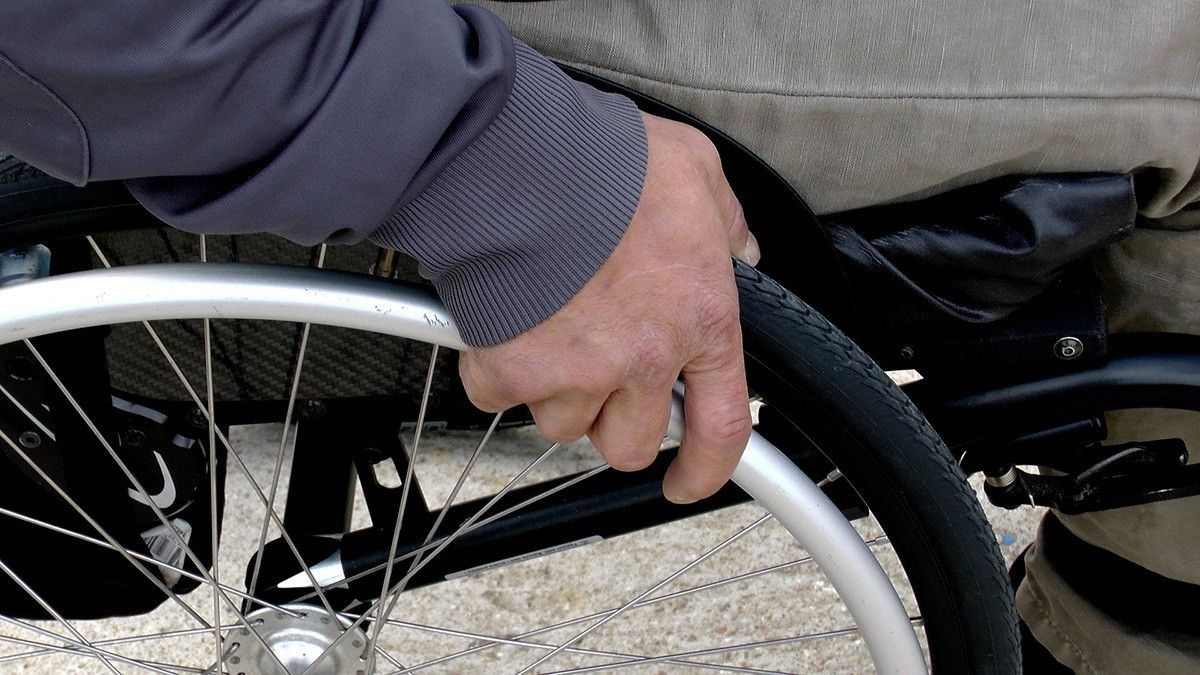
[822,172,1136,374]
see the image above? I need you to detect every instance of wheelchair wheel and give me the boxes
[0,232,1017,673]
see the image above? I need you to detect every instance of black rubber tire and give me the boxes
[736,258,1019,673]
[1,156,1019,671]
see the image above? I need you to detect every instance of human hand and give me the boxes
[459,112,759,503]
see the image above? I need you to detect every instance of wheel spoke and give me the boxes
[515,513,774,674]
[136,327,345,621]
[21,340,290,673]
[398,513,774,675]
[0,558,120,674]
[200,234,224,674]
[0,616,200,674]
[0,382,55,441]
[0,623,244,665]
[375,411,503,628]
[638,535,890,609]
[85,238,346,632]
[288,462,607,606]
[302,440,563,675]
[0,504,303,617]
[363,344,438,673]
[383,439,564,595]
[543,618,924,675]
[244,244,341,624]
[359,614,789,674]
[395,534,884,674]
[542,629,865,675]
[414,412,502,559]
[0,633,143,669]
[0,427,209,628]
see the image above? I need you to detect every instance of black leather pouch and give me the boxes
[823,173,1135,372]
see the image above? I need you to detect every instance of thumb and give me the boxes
[663,339,752,503]
[714,179,759,266]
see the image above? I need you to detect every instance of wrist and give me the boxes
[371,41,648,346]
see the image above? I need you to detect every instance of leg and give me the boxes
[1018,226,1200,673]
[479,0,1200,218]
[477,2,1200,670]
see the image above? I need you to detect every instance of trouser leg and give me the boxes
[478,2,1200,671]
[1017,227,1200,673]
[477,0,1200,219]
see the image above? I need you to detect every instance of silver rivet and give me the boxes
[17,431,41,449]
[1053,337,1083,360]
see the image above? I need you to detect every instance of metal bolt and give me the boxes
[1053,336,1084,361]
[121,428,147,448]
[6,355,35,382]
[300,399,326,419]
[898,346,915,361]
[985,466,1019,488]
[186,407,208,428]
[18,431,41,449]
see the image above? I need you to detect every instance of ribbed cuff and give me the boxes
[370,40,648,347]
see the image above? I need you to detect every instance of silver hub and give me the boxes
[222,604,372,675]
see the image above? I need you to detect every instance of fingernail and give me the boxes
[664,487,699,505]
[736,232,761,266]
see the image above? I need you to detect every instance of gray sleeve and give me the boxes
[0,1,647,346]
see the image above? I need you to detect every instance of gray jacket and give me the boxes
[0,1,647,345]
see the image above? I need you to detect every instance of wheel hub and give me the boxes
[222,604,372,675]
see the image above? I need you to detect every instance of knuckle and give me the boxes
[678,126,719,164]
[538,422,586,444]
[459,351,528,412]
[530,400,595,444]
[692,290,741,344]
[578,358,622,397]
[458,359,495,411]
[659,124,721,183]
[702,408,753,446]
[693,146,724,183]
[629,336,675,383]
[465,384,509,413]
[463,387,502,413]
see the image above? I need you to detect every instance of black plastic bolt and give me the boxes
[300,399,327,419]
[121,428,147,448]
[7,355,35,382]
[186,407,208,428]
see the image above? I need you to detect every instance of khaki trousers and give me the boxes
[477,1,1200,671]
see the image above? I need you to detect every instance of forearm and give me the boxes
[0,1,646,345]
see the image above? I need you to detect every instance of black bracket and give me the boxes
[982,438,1196,514]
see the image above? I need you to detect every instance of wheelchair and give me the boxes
[0,73,1193,674]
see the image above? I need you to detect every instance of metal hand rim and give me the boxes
[0,262,925,673]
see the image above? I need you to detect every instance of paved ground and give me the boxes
[7,409,1044,674]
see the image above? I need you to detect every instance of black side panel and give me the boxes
[0,156,162,249]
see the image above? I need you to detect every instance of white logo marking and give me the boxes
[128,451,177,510]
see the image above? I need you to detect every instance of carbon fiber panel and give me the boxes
[92,230,464,411]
